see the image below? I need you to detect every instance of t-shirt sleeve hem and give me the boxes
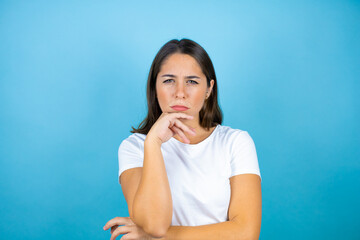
[230,170,262,182]
[118,163,143,185]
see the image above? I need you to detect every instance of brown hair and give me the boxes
[131,38,223,134]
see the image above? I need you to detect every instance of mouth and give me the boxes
[171,105,189,111]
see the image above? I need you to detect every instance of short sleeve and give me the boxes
[118,135,144,185]
[230,131,261,181]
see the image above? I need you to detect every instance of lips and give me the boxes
[171,105,189,111]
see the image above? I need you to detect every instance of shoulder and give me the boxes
[216,125,253,143]
[118,133,146,153]
[126,132,146,143]
[215,125,257,156]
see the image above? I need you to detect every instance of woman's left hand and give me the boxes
[103,216,155,240]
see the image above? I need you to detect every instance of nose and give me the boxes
[175,82,185,99]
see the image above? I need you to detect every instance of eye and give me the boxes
[163,79,174,83]
[188,80,199,84]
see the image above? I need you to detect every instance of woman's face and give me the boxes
[156,53,214,123]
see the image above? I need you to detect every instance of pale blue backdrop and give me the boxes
[1,0,359,239]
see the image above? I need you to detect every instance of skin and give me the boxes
[155,53,215,144]
[104,54,219,239]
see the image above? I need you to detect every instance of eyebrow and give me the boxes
[160,74,200,79]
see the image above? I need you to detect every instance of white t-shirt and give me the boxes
[117,124,261,226]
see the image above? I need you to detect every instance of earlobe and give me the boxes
[206,91,210,99]
[206,79,215,99]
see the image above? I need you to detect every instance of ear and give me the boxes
[206,79,215,99]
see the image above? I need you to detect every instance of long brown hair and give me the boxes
[131,38,223,134]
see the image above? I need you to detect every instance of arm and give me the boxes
[156,221,246,240]
[131,138,173,238]
[118,113,195,239]
[157,174,262,240]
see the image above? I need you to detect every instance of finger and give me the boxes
[110,225,131,240]
[110,217,133,234]
[103,217,128,230]
[120,232,135,240]
[174,119,196,136]
[126,216,135,225]
[119,233,130,240]
[170,112,194,120]
[172,125,190,144]
[110,225,118,234]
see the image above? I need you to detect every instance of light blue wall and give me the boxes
[1,0,359,239]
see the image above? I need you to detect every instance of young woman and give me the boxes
[104,39,262,240]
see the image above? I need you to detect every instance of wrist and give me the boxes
[145,135,163,147]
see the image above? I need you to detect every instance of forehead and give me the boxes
[159,53,203,75]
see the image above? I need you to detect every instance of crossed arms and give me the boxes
[117,139,262,240]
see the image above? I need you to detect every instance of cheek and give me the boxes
[156,88,170,105]
[157,87,168,97]
[192,91,206,107]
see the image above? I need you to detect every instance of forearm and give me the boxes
[154,220,257,240]
[132,137,173,235]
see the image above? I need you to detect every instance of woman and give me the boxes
[104,38,262,240]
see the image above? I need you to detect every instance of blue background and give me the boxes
[1,0,359,239]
